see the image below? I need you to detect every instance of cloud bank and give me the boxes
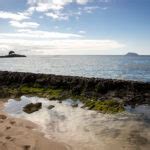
[0,30,124,55]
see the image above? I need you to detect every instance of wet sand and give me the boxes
[0,101,67,150]
[1,96,150,150]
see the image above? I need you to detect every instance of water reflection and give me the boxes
[4,96,150,150]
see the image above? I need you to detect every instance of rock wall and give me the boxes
[0,71,149,105]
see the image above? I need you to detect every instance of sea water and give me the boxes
[0,55,149,82]
[4,96,150,150]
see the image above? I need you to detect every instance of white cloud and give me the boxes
[0,0,107,23]
[27,0,73,12]
[27,0,90,8]
[0,30,125,55]
[10,21,39,29]
[46,12,68,20]
[27,0,92,12]
[46,10,83,20]
[27,0,93,20]
[35,3,64,12]
[76,0,89,5]
[26,0,109,21]
[0,11,29,21]
[26,7,36,14]
[0,39,125,55]
[0,30,83,39]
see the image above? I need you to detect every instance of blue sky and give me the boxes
[0,0,149,55]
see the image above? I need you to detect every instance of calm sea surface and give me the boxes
[0,55,149,82]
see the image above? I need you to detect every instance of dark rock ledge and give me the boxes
[0,71,149,113]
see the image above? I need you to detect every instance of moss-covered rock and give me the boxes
[23,102,42,114]
[0,86,69,100]
[19,86,64,100]
[20,86,45,94]
[84,99,125,114]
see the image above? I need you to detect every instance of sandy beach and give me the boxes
[0,100,67,150]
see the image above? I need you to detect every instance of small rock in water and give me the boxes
[71,104,78,107]
[23,103,42,114]
[47,105,55,110]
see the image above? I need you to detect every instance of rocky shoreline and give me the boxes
[0,71,149,113]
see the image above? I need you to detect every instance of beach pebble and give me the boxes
[0,114,7,120]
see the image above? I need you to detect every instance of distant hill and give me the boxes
[125,52,139,56]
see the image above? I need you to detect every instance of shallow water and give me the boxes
[0,55,150,82]
[4,96,150,150]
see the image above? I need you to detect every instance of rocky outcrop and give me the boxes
[23,103,42,114]
[0,71,149,106]
[0,51,26,58]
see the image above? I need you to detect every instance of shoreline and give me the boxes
[0,100,68,150]
[0,71,149,109]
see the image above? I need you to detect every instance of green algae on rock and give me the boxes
[20,86,64,100]
[84,100,125,114]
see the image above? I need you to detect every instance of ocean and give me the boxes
[0,55,150,82]
[1,55,150,150]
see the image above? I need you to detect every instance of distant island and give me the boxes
[0,51,26,58]
[125,52,139,56]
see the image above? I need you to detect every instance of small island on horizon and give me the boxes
[125,52,139,56]
[0,51,26,58]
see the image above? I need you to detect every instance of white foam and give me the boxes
[4,96,150,150]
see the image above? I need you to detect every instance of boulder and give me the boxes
[23,102,42,114]
[47,105,55,110]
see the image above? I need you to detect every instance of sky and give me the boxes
[0,0,150,55]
